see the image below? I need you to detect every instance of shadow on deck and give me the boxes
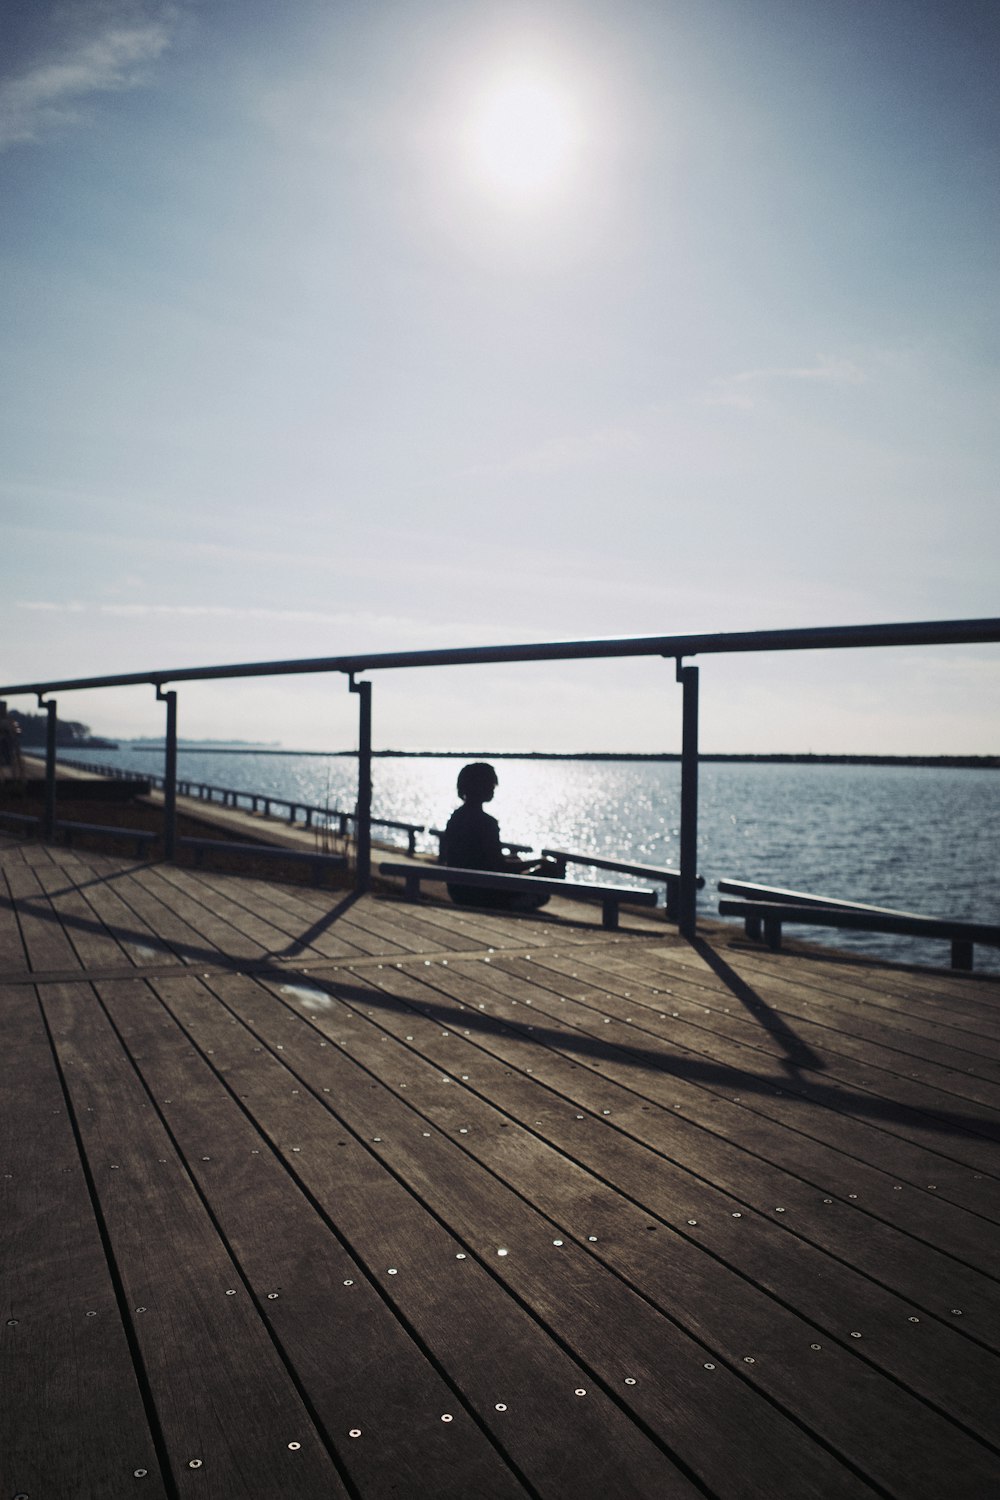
[3,834,999,1498]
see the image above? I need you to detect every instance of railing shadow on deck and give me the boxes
[270,967,1000,1148]
[4,884,999,1146]
[690,934,825,1071]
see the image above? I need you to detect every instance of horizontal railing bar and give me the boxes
[55,750,422,846]
[382,860,658,931]
[717,878,928,919]
[542,847,701,886]
[380,860,658,905]
[3,616,998,697]
[718,900,1000,944]
[0,810,41,829]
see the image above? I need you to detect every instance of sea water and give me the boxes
[60,747,998,973]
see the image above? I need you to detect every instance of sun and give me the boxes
[463,64,582,207]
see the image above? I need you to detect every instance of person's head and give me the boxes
[456,761,498,804]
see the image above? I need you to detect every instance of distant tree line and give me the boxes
[8,709,117,750]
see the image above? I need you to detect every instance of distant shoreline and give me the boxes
[124,746,999,768]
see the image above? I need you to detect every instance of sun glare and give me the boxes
[463,64,582,206]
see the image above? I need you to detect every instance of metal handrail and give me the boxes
[2,617,998,697]
[55,756,425,852]
[541,847,704,919]
[5,615,997,938]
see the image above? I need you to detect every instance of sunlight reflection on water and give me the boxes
[64,748,998,971]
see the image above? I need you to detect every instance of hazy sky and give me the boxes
[2,0,998,752]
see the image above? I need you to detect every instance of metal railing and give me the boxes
[541,848,705,919]
[3,615,998,936]
[717,879,1000,971]
[56,757,426,853]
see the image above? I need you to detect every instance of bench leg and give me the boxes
[745,915,762,942]
[404,874,422,901]
[951,939,973,971]
[602,898,619,931]
[764,916,782,951]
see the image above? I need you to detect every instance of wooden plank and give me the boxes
[328,892,507,957]
[375,886,586,952]
[2,855,84,973]
[528,941,1000,1176]
[99,865,245,967]
[0,983,168,1498]
[96,974,530,1500]
[152,862,344,962]
[35,850,216,969]
[130,865,274,963]
[30,857,138,972]
[325,960,1000,1441]
[437,952,1000,1298]
[178,868,405,960]
[513,946,1000,1212]
[641,936,1000,1068]
[146,972,703,1500]
[37,980,353,1497]
[186,970,896,1499]
[596,939,1000,1088]
[566,945,1000,1117]
[0,862,28,972]
[45,848,185,970]
[689,936,1000,1041]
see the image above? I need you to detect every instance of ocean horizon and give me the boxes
[57,744,999,975]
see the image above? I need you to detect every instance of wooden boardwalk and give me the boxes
[2,835,999,1499]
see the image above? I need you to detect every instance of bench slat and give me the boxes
[718,899,1000,971]
[718,878,927,920]
[380,861,657,930]
[718,900,1000,944]
[543,847,700,886]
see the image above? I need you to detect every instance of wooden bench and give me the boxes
[178,837,348,884]
[57,820,157,857]
[379,860,657,930]
[717,878,1000,971]
[2,810,155,857]
[0,809,41,834]
[542,847,703,920]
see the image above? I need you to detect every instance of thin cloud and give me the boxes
[456,422,641,482]
[17,601,398,626]
[0,4,176,150]
[707,356,867,410]
[14,600,547,642]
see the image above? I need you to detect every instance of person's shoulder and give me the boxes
[448,803,496,823]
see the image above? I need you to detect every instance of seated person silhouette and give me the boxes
[442,762,560,911]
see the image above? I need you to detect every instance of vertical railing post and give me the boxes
[349,674,372,892]
[676,659,700,938]
[38,696,57,841]
[156,685,177,860]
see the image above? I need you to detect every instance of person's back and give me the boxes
[443,801,505,873]
[441,761,556,911]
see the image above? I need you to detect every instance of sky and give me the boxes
[2,0,998,753]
